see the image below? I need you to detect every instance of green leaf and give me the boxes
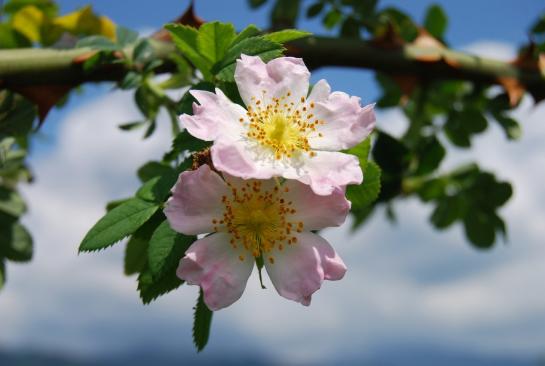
[346,161,381,209]
[116,26,138,47]
[430,196,465,229]
[105,197,131,212]
[323,9,342,29]
[375,73,402,108]
[462,109,487,134]
[0,95,36,137]
[132,39,155,64]
[76,35,118,50]
[0,216,33,262]
[0,187,26,217]
[197,21,236,64]
[124,213,164,276]
[424,4,448,39]
[148,221,194,279]
[373,132,410,174]
[0,24,32,49]
[125,233,149,276]
[262,29,311,43]
[193,288,213,352]
[135,86,161,120]
[172,130,211,154]
[346,137,371,170]
[165,24,213,81]
[414,136,446,175]
[340,17,361,39]
[135,170,177,204]
[232,24,261,46]
[79,198,159,252]
[464,210,496,249]
[137,266,183,304]
[119,71,142,90]
[213,36,284,82]
[417,178,447,202]
[248,0,267,8]
[494,114,521,140]
[306,2,324,18]
[137,161,174,183]
[118,120,146,131]
[271,0,301,28]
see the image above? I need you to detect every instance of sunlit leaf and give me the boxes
[79,198,159,252]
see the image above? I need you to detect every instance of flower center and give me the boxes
[242,94,325,160]
[211,180,303,264]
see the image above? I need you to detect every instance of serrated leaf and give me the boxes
[125,233,149,276]
[262,29,311,43]
[212,36,284,82]
[165,24,213,81]
[137,266,183,304]
[232,24,261,46]
[148,221,194,279]
[197,21,236,64]
[424,4,447,39]
[137,161,175,183]
[124,213,164,276]
[346,161,381,208]
[346,138,371,170]
[79,198,159,252]
[193,288,213,352]
[135,169,178,204]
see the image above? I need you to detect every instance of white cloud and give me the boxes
[1,40,545,364]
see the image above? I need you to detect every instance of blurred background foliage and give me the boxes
[1,0,545,350]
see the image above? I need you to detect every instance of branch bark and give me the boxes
[1,36,544,101]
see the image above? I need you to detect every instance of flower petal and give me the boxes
[211,139,275,180]
[180,88,246,141]
[265,232,346,306]
[308,80,375,150]
[164,165,229,235]
[177,232,254,311]
[284,180,350,230]
[234,54,310,107]
[301,151,363,196]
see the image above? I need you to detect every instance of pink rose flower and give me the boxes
[180,54,375,196]
[164,165,349,311]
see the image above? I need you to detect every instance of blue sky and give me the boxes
[2,1,545,365]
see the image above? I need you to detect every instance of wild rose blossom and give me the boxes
[180,54,375,196]
[164,164,349,311]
